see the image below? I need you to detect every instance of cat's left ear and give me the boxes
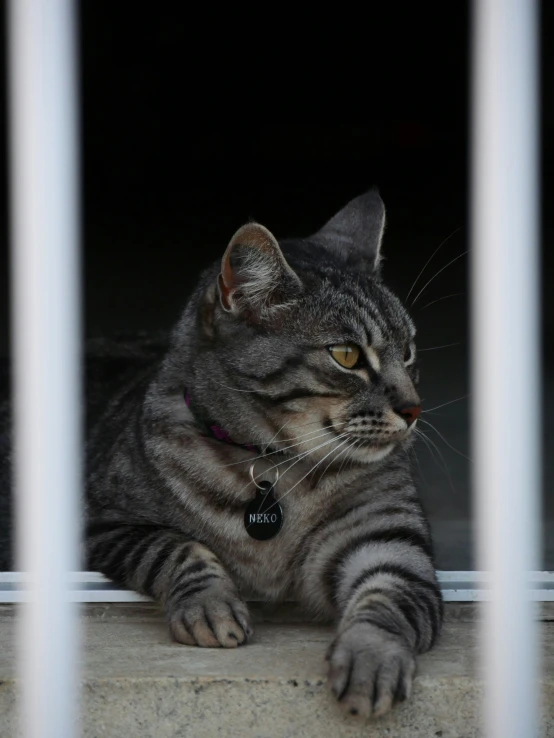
[218,223,302,315]
[312,189,386,271]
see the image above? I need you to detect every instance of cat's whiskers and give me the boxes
[222,422,348,468]
[213,381,264,394]
[276,431,351,483]
[405,227,462,303]
[294,416,348,429]
[338,439,359,476]
[421,394,469,413]
[417,342,460,352]
[250,433,352,516]
[410,249,470,307]
[265,437,352,514]
[414,427,457,496]
[419,293,464,311]
[419,430,456,488]
[417,417,471,461]
[240,432,351,499]
[406,443,425,485]
[263,417,291,453]
[314,437,356,486]
[212,416,346,457]
[262,420,347,447]
[270,421,348,452]
[348,440,364,472]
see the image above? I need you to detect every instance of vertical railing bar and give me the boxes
[471,2,541,737]
[8,2,82,737]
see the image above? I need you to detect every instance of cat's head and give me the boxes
[182,190,420,467]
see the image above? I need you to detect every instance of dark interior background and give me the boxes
[0,2,552,569]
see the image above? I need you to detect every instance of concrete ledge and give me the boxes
[1,604,553,737]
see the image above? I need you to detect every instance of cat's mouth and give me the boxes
[342,410,416,451]
[344,425,415,462]
[287,418,412,467]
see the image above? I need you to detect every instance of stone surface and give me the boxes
[1,603,553,737]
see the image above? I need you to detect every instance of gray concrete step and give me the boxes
[1,603,553,737]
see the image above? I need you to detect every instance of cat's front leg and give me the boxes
[86,520,253,648]
[297,495,443,717]
[325,593,418,717]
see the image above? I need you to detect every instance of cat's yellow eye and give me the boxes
[329,344,361,369]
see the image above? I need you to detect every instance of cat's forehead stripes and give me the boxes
[318,283,391,346]
[332,275,411,345]
[364,291,415,343]
[351,292,390,338]
[353,302,395,349]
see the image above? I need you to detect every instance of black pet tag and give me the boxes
[244,480,283,541]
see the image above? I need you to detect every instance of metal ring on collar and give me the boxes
[249,459,280,490]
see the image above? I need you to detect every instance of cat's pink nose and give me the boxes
[394,404,421,427]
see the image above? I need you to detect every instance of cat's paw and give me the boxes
[169,586,253,648]
[326,622,416,718]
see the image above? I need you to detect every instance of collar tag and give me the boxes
[244,480,284,540]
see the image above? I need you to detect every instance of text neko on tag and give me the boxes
[244,480,283,540]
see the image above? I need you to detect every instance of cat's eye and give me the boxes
[404,343,415,365]
[329,344,361,369]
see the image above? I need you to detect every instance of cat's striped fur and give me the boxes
[3,191,443,718]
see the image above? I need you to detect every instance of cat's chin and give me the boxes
[353,443,395,464]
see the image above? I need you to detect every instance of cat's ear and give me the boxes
[312,189,386,271]
[218,223,301,314]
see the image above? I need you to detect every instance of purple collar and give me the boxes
[184,390,259,453]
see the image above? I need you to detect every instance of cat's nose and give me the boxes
[394,404,422,427]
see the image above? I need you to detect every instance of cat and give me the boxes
[1,190,443,719]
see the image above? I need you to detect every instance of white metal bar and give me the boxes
[8,2,82,737]
[3,572,554,604]
[472,2,541,737]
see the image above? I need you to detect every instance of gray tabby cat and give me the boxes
[86,191,441,718]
